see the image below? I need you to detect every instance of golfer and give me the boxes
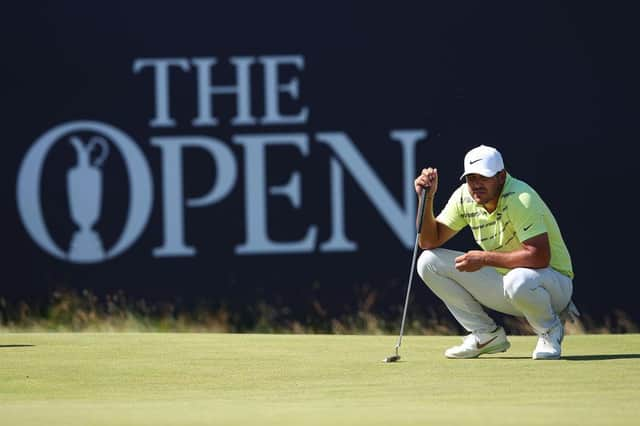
[415,145,578,360]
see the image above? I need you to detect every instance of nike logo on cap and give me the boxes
[469,158,483,164]
[524,224,533,231]
[476,336,498,349]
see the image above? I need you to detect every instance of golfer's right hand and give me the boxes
[415,167,438,196]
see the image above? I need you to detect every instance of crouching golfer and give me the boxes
[415,145,578,360]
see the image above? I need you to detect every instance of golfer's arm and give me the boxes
[482,233,551,269]
[417,197,457,249]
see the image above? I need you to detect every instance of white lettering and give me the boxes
[233,133,317,254]
[259,55,309,125]
[132,58,190,128]
[151,136,238,257]
[191,57,256,127]
[316,130,427,249]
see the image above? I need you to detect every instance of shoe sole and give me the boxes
[445,341,511,359]
[484,341,511,355]
[532,353,561,360]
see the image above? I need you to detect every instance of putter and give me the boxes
[384,185,429,363]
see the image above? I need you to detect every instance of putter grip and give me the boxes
[416,186,430,233]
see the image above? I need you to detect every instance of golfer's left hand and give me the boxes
[454,251,486,272]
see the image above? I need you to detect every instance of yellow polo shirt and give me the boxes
[436,173,574,278]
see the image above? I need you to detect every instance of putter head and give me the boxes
[383,354,401,363]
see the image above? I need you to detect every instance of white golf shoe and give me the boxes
[445,326,510,359]
[532,321,564,360]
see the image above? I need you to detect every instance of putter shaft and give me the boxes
[385,186,429,362]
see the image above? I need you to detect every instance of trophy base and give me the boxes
[68,230,105,263]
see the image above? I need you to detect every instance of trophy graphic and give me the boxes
[67,136,109,262]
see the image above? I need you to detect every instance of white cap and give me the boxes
[460,145,504,180]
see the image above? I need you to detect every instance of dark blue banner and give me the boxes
[3,2,638,323]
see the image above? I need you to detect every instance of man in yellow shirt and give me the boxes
[415,145,578,360]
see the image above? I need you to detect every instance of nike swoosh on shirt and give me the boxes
[476,336,498,349]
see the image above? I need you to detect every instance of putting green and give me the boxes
[1,333,638,425]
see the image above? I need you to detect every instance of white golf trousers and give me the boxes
[416,248,573,334]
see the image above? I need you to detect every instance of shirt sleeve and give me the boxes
[509,191,547,242]
[436,186,468,232]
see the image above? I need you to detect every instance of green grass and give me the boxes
[1,333,638,425]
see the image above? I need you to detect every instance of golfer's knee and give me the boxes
[417,249,445,280]
[503,268,536,301]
